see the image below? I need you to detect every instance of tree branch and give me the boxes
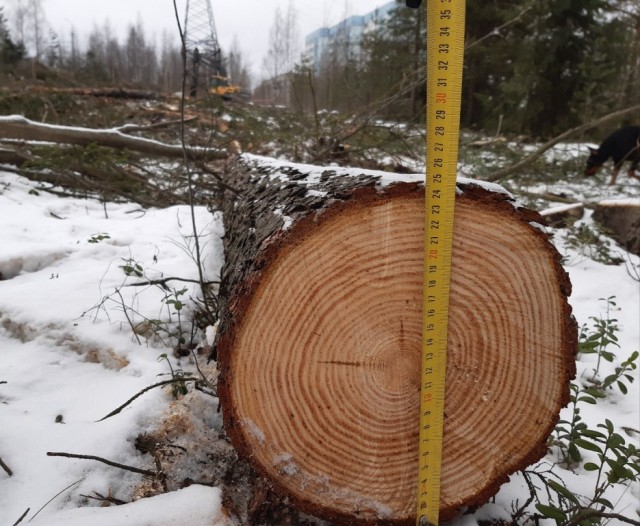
[0,455,13,477]
[11,507,29,526]
[124,276,220,289]
[116,117,197,134]
[46,452,156,477]
[483,104,640,182]
[96,377,198,422]
[0,115,227,161]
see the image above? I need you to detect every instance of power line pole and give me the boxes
[184,0,226,97]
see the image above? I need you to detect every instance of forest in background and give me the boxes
[1,0,639,140]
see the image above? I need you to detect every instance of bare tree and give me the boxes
[262,1,299,103]
[11,0,27,47]
[26,0,46,61]
[159,29,183,92]
[227,36,252,89]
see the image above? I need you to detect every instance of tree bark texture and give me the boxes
[214,154,577,525]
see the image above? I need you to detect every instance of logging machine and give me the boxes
[183,0,249,101]
[406,0,466,525]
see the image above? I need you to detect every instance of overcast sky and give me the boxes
[35,0,391,79]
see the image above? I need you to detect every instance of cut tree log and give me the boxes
[592,199,640,256]
[214,154,577,525]
[540,202,585,227]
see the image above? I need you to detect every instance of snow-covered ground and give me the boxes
[0,173,227,525]
[0,167,638,525]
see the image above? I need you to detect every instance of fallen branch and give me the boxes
[80,491,127,506]
[46,452,156,477]
[11,507,29,526]
[96,377,198,422]
[0,115,227,161]
[27,86,165,100]
[0,147,29,166]
[28,478,83,522]
[484,104,640,182]
[0,455,13,476]
[116,117,198,134]
[124,276,220,290]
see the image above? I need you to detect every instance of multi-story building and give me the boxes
[304,1,396,71]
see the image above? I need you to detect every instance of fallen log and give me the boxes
[214,154,577,525]
[540,202,585,227]
[592,199,640,256]
[26,86,165,100]
[0,115,227,161]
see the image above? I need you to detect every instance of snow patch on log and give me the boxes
[242,153,514,198]
[597,198,640,206]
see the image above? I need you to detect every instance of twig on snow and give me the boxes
[114,288,141,346]
[28,478,83,522]
[96,377,198,422]
[46,452,156,477]
[124,276,219,291]
[79,491,127,506]
[11,507,29,526]
[0,455,13,476]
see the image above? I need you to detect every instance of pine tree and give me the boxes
[0,7,26,67]
[360,0,426,120]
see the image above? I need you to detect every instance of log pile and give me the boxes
[213,154,577,525]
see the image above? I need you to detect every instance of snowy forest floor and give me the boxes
[0,97,639,526]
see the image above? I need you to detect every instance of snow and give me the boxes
[0,173,225,525]
[597,197,640,207]
[28,485,226,526]
[243,153,515,199]
[540,202,584,215]
[1,162,638,525]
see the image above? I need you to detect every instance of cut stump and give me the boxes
[592,200,640,256]
[214,154,577,525]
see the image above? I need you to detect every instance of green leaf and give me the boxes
[606,459,632,480]
[593,497,614,509]
[601,351,615,362]
[608,433,625,449]
[568,442,582,462]
[574,438,603,454]
[617,381,628,395]
[583,462,600,471]
[536,504,567,521]
[584,388,606,398]
[581,429,606,440]
[548,479,579,504]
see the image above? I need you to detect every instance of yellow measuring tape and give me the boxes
[416,1,466,525]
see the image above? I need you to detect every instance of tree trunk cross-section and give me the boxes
[214,154,577,525]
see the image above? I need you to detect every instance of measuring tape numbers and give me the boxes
[416,1,466,525]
